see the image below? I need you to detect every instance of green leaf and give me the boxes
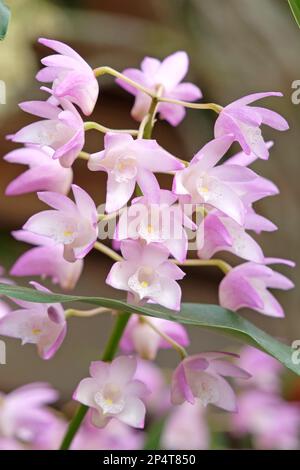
[0,1,10,40]
[288,0,300,28]
[0,283,299,376]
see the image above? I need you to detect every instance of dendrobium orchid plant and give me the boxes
[0,39,298,451]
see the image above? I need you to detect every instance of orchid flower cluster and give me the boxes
[0,38,295,450]
[1,349,299,450]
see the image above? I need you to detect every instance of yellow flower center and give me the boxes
[32,328,42,335]
[147,224,154,233]
[63,230,73,238]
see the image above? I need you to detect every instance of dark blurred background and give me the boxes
[0,0,299,399]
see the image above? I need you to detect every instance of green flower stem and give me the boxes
[84,121,138,136]
[94,66,155,98]
[174,258,231,274]
[65,306,112,319]
[158,97,223,113]
[140,316,188,359]
[93,239,231,276]
[94,241,122,262]
[93,66,223,114]
[59,312,131,450]
[143,85,163,140]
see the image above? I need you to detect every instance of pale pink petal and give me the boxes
[191,135,234,170]
[124,379,149,398]
[213,375,238,412]
[158,261,186,280]
[251,107,289,131]
[156,51,189,90]
[72,184,97,221]
[158,103,186,126]
[164,232,188,263]
[210,165,257,183]
[136,168,160,201]
[171,363,194,405]
[37,191,77,214]
[89,361,110,383]
[116,68,147,95]
[141,57,161,76]
[151,277,182,310]
[23,210,77,244]
[219,272,264,312]
[134,140,184,172]
[106,174,136,213]
[131,92,152,121]
[109,356,137,385]
[5,165,72,196]
[202,179,245,225]
[170,82,202,101]
[118,397,146,428]
[120,239,143,261]
[73,378,99,407]
[106,261,136,291]
[140,243,169,268]
[41,54,85,72]
[19,101,60,119]
[87,150,106,171]
[38,38,88,64]
[228,92,283,108]
[210,359,251,379]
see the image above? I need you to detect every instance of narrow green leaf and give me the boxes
[0,283,298,376]
[288,0,300,28]
[0,1,10,40]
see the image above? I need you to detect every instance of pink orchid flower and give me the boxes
[219,258,295,317]
[215,92,289,160]
[171,352,250,411]
[116,190,195,262]
[4,146,73,196]
[37,38,99,116]
[23,184,98,262]
[9,99,84,168]
[120,315,189,360]
[238,346,283,393]
[71,416,144,450]
[135,359,169,415]
[106,240,185,311]
[88,133,184,213]
[232,390,300,449]
[31,415,67,450]
[117,51,202,126]
[0,282,66,359]
[0,382,58,442]
[223,140,279,233]
[10,230,83,290]
[197,210,264,263]
[0,438,25,450]
[173,135,258,225]
[161,402,209,450]
[73,356,148,429]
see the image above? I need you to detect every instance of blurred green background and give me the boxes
[0,0,299,400]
